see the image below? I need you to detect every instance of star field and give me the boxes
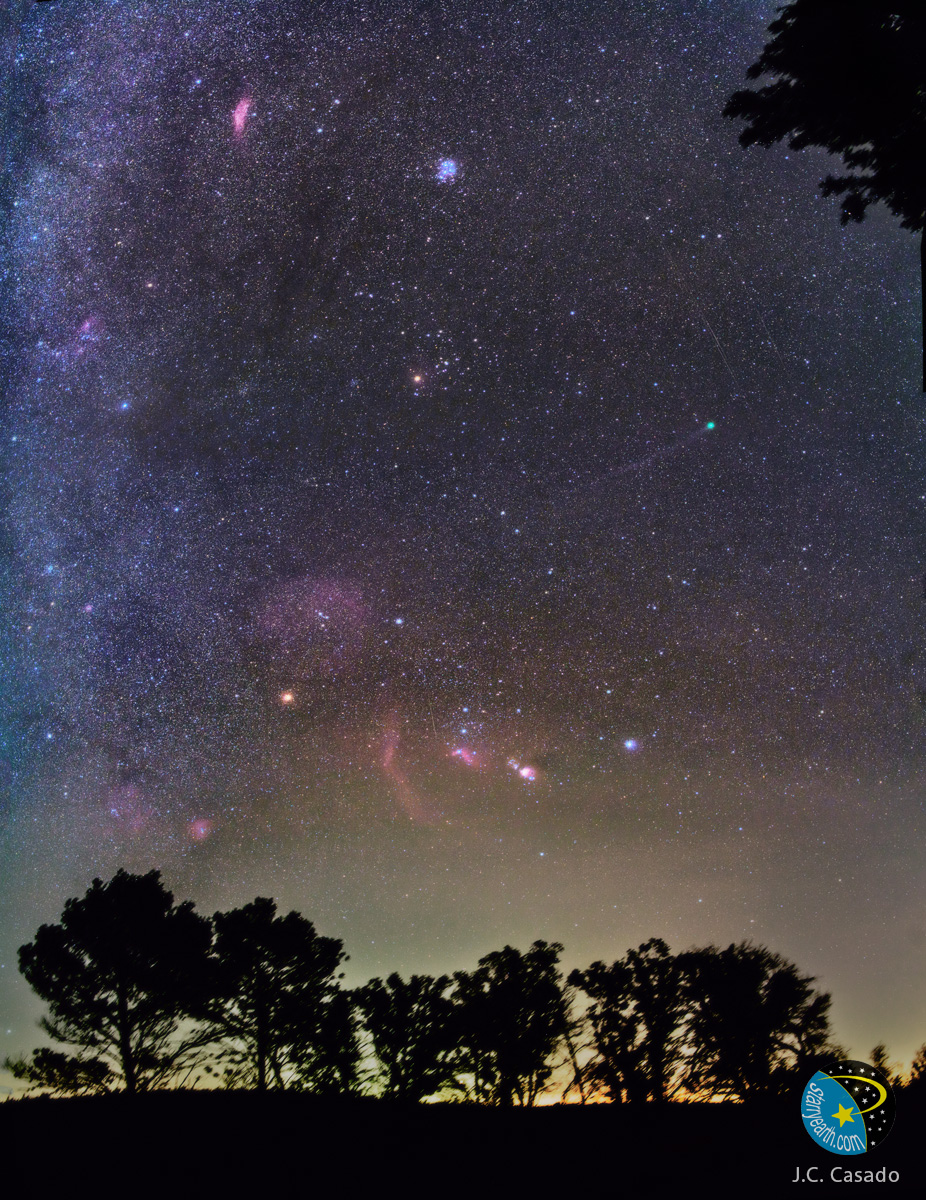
[1,1,925,1078]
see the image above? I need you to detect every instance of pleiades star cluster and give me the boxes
[1,1,924,1076]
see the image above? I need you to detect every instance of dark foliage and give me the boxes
[292,987,364,1097]
[452,940,569,1105]
[3,1047,113,1096]
[7,869,880,1106]
[570,938,686,1103]
[198,897,349,1092]
[723,1,926,386]
[679,941,833,1101]
[355,972,460,1101]
[906,1043,926,1092]
[6,869,213,1093]
[870,1041,902,1090]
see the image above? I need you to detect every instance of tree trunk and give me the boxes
[562,1024,587,1103]
[256,988,267,1092]
[117,987,136,1095]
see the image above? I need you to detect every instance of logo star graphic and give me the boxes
[832,1104,856,1127]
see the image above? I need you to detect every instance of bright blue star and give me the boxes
[624,738,638,751]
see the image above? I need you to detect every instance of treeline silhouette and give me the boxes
[5,869,924,1103]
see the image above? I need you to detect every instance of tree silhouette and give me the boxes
[291,987,364,1096]
[870,1042,902,1090]
[906,1043,926,1093]
[3,1047,113,1096]
[680,941,833,1101]
[568,955,642,1104]
[6,869,213,1094]
[452,941,569,1106]
[355,972,460,1102]
[723,1,926,389]
[570,938,687,1104]
[199,897,348,1091]
[626,939,688,1103]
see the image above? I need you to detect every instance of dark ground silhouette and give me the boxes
[2,1088,921,1192]
[4,868,919,1194]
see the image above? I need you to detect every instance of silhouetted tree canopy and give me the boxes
[679,941,833,1101]
[453,940,569,1106]
[870,1042,902,1090]
[198,897,348,1091]
[907,1043,926,1092]
[3,1047,113,1096]
[6,869,212,1094]
[723,1,926,388]
[292,986,363,1096]
[569,955,641,1104]
[570,938,686,1104]
[356,972,460,1102]
[9,868,887,1105]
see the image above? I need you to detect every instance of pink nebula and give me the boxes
[508,758,538,782]
[71,315,102,359]
[232,97,252,136]
[257,578,368,679]
[189,819,213,841]
[103,784,153,835]
[451,747,477,766]
[380,715,435,824]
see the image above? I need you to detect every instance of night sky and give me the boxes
[2,0,924,1086]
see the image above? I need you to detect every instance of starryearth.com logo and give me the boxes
[801,1058,895,1156]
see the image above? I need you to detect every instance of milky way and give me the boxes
[1,0,925,1074]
